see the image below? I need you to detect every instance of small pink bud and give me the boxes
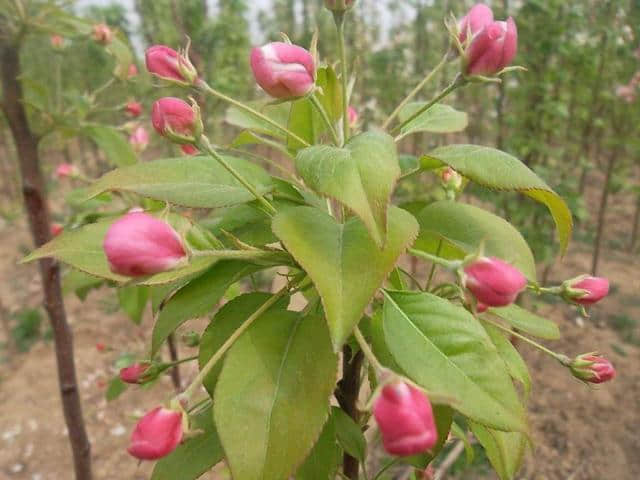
[129,126,150,153]
[96,342,106,352]
[128,63,138,78]
[92,23,113,45]
[127,407,183,460]
[564,276,609,306]
[55,163,78,179]
[458,4,494,44]
[145,45,198,85]
[103,211,186,277]
[465,17,517,76]
[119,363,150,384]
[181,144,199,156]
[441,166,463,190]
[464,257,527,307]
[125,101,142,117]
[476,302,488,313]
[51,223,63,237]
[348,106,359,127]
[570,354,616,384]
[373,382,438,456]
[151,97,200,142]
[50,35,64,49]
[250,42,316,99]
[615,84,636,103]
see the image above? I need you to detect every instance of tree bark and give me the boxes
[167,333,182,391]
[1,45,92,480]
[336,346,364,480]
[629,193,640,253]
[591,148,618,276]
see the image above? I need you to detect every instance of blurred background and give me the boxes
[0,1,639,479]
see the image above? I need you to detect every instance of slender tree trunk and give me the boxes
[1,45,92,480]
[591,148,618,276]
[167,333,181,391]
[629,193,640,253]
[336,346,364,480]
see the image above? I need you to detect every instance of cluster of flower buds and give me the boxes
[568,353,616,384]
[561,275,609,306]
[456,3,518,77]
[463,256,527,307]
[373,381,438,456]
[127,406,184,460]
[92,23,113,45]
[250,42,316,99]
[151,97,203,145]
[324,0,356,13]
[145,45,198,86]
[129,125,149,153]
[615,71,640,103]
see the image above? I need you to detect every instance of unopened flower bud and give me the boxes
[55,163,79,179]
[129,126,150,153]
[127,407,183,460]
[119,363,151,384]
[569,353,616,384]
[324,0,356,12]
[181,144,199,156]
[476,302,488,313]
[562,276,609,306]
[441,166,463,190]
[465,17,517,76]
[51,223,63,237]
[373,382,438,456]
[128,63,138,78]
[348,106,359,127]
[125,101,142,117]
[615,84,636,103]
[458,4,494,44]
[96,342,106,352]
[103,211,186,277]
[151,97,202,144]
[464,257,526,307]
[145,45,198,85]
[92,23,113,45]
[50,35,64,49]
[250,42,316,99]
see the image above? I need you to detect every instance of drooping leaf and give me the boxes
[295,131,400,246]
[484,324,531,396]
[413,201,537,281]
[398,103,468,138]
[296,411,339,480]
[383,291,527,432]
[117,286,149,325]
[85,155,273,209]
[424,145,572,253]
[83,125,137,167]
[316,66,343,122]
[489,304,560,340]
[470,422,528,480]
[331,407,366,462]
[273,206,418,350]
[214,311,337,480]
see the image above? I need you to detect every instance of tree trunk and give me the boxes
[591,148,617,276]
[629,193,640,253]
[1,45,92,480]
[336,346,363,480]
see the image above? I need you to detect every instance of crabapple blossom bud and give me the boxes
[127,407,183,460]
[50,223,63,237]
[324,0,356,12]
[103,211,186,277]
[441,167,463,190]
[348,106,359,127]
[373,382,438,456]
[96,342,106,352]
[92,23,113,45]
[476,302,488,314]
[569,353,616,384]
[562,276,609,306]
[125,101,142,117]
[145,45,198,85]
[464,257,527,307]
[50,35,64,49]
[129,126,149,153]
[119,363,151,384]
[128,63,138,78]
[250,42,316,99]
[615,84,636,103]
[465,17,517,76]
[55,163,78,179]
[458,4,494,44]
[181,144,199,155]
[151,97,202,144]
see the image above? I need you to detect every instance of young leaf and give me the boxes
[383,291,527,432]
[296,411,339,480]
[488,304,561,340]
[105,377,127,401]
[316,66,343,122]
[398,103,468,137]
[273,206,418,350]
[214,311,337,480]
[483,324,532,396]
[470,422,528,480]
[413,201,537,281]
[295,131,400,247]
[83,125,137,167]
[287,97,320,152]
[331,407,366,462]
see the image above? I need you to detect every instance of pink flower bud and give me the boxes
[348,106,359,127]
[476,302,488,313]
[373,382,438,456]
[96,342,106,352]
[458,4,494,44]
[55,163,78,179]
[127,407,183,460]
[615,84,636,103]
[50,35,64,49]
[464,257,527,307]
[119,363,150,384]
[129,126,149,153]
[465,17,517,76]
[125,101,142,117]
[569,354,616,384]
[565,276,609,306]
[441,166,463,190]
[250,42,316,99]
[181,144,199,156]
[151,97,200,141]
[103,211,186,277]
[50,223,63,237]
[92,23,113,45]
[128,63,138,78]
[145,45,198,85]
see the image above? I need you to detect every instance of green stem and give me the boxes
[92,77,115,99]
[353,327,385,374]
[334,12,350,144]
[191,249,287,261]
[408,248,461,270]
[197,80,310,147]
[310,93,340,145]
[391,74,466,136]
[382,51,449,130]
[426,239,443,291]
[373,457,400,480]
[198,137,277,216]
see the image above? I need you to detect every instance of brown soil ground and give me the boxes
[0,169,638,480]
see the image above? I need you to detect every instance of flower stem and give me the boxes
[408,248,461,270]
[353,326,385,374]
[334,12,350,145]
[197,80,310,147]
[382,51,450,130]
[309,93,340,145]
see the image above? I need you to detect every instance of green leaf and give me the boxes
[203,204,277,247]
[198,293,289,395]
[488,304,560,340]
[405,405,454,469]
[273,206,418,350]
[105,377,127,401]
[296,412,339,480]
[451,422,474,465]
[484,324,531,396]
[85,155,273,209]
[331,407,366,462]
[62,269,104,300]
[152,405,224,480]
[425,145,573,254]
[117,286,149,325]
[316,66,343,122]
[295,131,400,246]
[413,201,537,281]
[152,261,262,356]
[84,125,137,167]
[383,291,527,432]
[398,103,468,138]
[288,97,320,152]
[214,310,337,480]
[225,101,291,140]
[105,36,134,80]
[470,422,528,480]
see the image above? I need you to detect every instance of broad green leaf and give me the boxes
[316,67,343,122]
[398,103,468,138]
[296,412,339,480]
[288,97,320,152]
[135,257,217,287]
[105,377,127,401]
[62,269,104,300]
[383,291,527,432]
[117,286,149,325]
[273,206,418,350]
[85,155,273,209]
[489,304,560,340]
[331,407,366,462]
[413,201,537,281]
[484,324,531,396]
[214,311,337,480]
[152,405,224,480]
[225,101,291,140]
[198,293,289,395]
[425,145,572,253]
[151,261,262,355]
[84,125,136,167]
[470,422,528,480]
[203,204,277,247]
[451,422,475,465]
[295,131,400,246]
